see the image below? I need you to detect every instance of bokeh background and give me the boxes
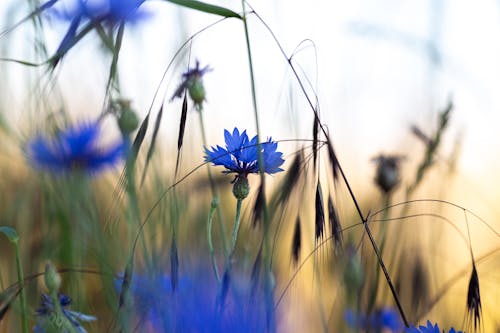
[1,0,500,332]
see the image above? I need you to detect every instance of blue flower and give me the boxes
[405,320,463,333]
[345,307,404,333]
[27,121,125,174]
[33,293,96,333]
[116,269,268,332]
[204,128,284,177]
[52,0,151,26]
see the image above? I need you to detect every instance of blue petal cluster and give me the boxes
[33,293,96,333]
[345,308,404,333]
[27,121,125,174]
[405,321,462,333]
[53,0,151,26]
[205,128,284,176]
[117,269,268,332]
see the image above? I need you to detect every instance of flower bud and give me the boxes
[118,108,139,135]
[44,261,61,294]
[188,77,206,108]
[373,155,404,194]
[232,176,250,200]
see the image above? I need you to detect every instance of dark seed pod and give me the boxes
[467,264,482,330]
[315,182,325,241]
[291,217,301,264]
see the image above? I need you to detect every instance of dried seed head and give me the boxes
[278,151,302,206]
[315,182,325,241]
[328,195,342,251]
[467,264,482,330]
[326,137,340,181]
[252,184,265,227]
[372,154,404,193]
[312,115,319,168]
[291,217,301,264]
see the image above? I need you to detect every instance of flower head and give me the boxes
[27,120,125,174]
[372,154,405,193]
[204,128,284,177]
[345,307,404,333]
[52,0,151,26]
[405,320,463,333]
[33,293,96,333]
[172,60,212,109]
[116,269,267,332]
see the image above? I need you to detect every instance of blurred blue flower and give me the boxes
[204,128,284,177]
[405,320,463,333]
[33,293,96,333]
[27,121,125,174]
[345,308,404,333]
[52,0,151,26]
[116,269,267,332]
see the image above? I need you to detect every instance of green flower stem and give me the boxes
[50,290,78,333]
[198,109,228,256]
[13,240,28,333]
[229,198,243,258]
[241,1,275,330]
[207,198,221,282]
[124,138,151,270]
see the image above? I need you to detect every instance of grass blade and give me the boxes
[163,0,242,19]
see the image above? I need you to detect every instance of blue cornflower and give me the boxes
[52,0,151,26]
[27,121,125,174]
[405,320,463,333]
[33,293,96,333]
[116,269,268,333]
[345,307,404,333]
[204,128,284,177]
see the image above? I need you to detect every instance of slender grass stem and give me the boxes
[207,198,221,282]
[124,138,151,270]
[367,194,391,313]
[241,2,275,330]
[198,109,228,256]
[13,241,28,333]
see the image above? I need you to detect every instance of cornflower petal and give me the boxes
[33,293,96,333]
[405,320,462,333]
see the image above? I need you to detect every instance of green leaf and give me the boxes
[0,226,19,243]
[164,0,241,19]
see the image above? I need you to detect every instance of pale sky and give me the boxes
[1,0,500,208]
